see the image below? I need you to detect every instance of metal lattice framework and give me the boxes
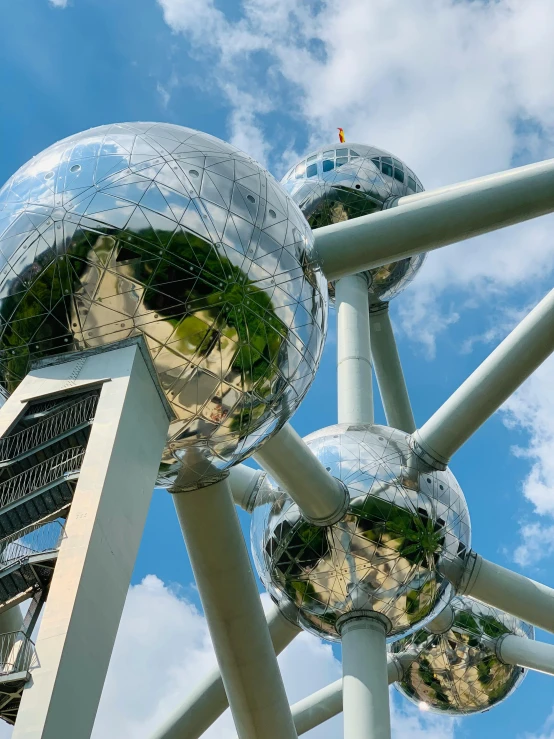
[2,123,554,738]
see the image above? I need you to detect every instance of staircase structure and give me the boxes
[0,389,99,725]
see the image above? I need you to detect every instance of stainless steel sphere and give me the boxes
[281,144,425,304]
[391,595,532,715]
[251,424,471,641]
[0,123,327,489]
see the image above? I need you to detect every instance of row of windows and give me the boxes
[370,157,423,192]
[285,149,423,193]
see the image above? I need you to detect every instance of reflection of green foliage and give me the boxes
[275,521,329,578]
[414,657,452,710]
[454,610,480,635]
[351,496,444,567]
[479,614,510,640]
[303,185,381,229]
[0,236,91,390]
[0,223,288,415]
[406,580,436,624]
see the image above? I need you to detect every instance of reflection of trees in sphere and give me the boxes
[281,144,425,304]
[251,424,470,641]
[0,123,328,488]
[391,595,532,715]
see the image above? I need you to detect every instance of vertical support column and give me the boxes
[172,478,298,739]
[338,614,391,739]
[11,339,172,739]
[369,303,416,433]
[335,275,373,425]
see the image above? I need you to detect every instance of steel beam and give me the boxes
[445,552,554,634]
[171,477,298,739]
[412,287,554,468]
[151,602,300,739]
[498,635,554,677]
[336,274,373,425]
[254,424,349,526]
[313,157,554,281]
[369,304,416,433]
[228,464,265,512]
[339,614,391,739]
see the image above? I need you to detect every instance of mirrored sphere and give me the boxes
[281,144,425,304]
[251,424,471,641]
[391,595,532,715]
[0,123,328,488]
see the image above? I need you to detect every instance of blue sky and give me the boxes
[3,0,554,737]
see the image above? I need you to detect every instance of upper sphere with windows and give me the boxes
[251,424,471,642]
[391,595,532,715]
[0,123,328,489]
[281,144,426,304]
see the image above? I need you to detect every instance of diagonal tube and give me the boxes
[254,424,349,526]
[412,287,554,468]
[150,602,300,739]
[228,464,265,512]
[443,552,554,635]
[497,635,554,677]
[313,157,554,281]
[171,478,298,739]
[369,304,416,433]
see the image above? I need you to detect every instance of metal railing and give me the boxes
[0,520,64,571]
[0,447,85,510]
[0,394,98,462]
[0,631,37,675]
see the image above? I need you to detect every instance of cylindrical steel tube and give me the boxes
[339,615,391,739]
[254,423,349,526]
[369,305,416,433]
[459,554,554,635]
[413,287,554,467]
[313,157,554,282]
[336,274,373,425]
[228,464,264,512]
[498,635,554,677]
[172,479,298,739]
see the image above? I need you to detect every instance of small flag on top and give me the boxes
[338,128,345,143]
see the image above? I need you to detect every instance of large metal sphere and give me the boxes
[281,144,425,304]
[0,123,327,488]
[391,595,532,715]
[251,424,471,641]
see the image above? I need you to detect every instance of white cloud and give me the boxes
[48,0,68,7]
